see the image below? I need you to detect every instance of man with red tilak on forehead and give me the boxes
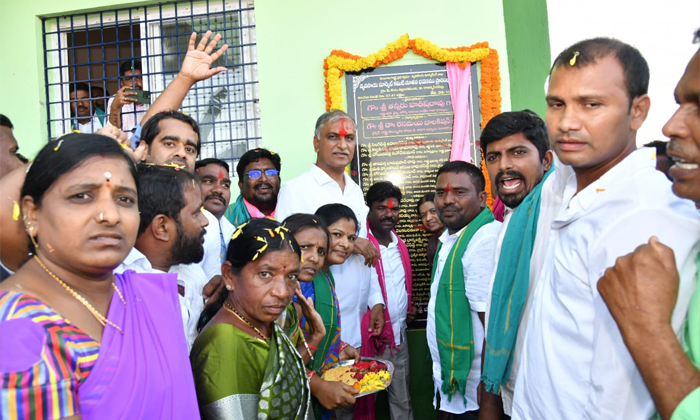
[276,110,386,390]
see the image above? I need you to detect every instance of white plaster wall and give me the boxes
[547,1,699,145]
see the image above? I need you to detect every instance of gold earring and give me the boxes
[28,228,39,249]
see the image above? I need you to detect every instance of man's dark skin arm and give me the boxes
[598,237,700,420]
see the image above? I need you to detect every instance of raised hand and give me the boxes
[179,31,229,84]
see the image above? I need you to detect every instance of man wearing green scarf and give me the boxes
[475,111,556,420]
[427,161,501,420]
[224,148,281,225]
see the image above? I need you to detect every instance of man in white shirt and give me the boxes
[512,38,700,420]
[195,158,236,281]
[106,59,147,138]
[478,110,555,420]
[275,110,384,349]
[115,164,209,351]
[69,82,104,133]
[428,161,501,420]
[276,110,378,265]
[597,34,700,420]
[365,181,417,420]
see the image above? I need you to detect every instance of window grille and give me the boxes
[42,0,260,171]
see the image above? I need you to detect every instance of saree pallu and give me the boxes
[79,271,200,419]
[191,322,311,419]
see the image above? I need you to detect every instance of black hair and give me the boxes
[195,158,230,174]
[140,111,201,155]
[480,110,550,161]
[693,28,700,44]
[315,203,359,235]
[21,134,137,251]
[70,82,91,95]
[119,59,142,77]
[550,38,649,109]
[135,163,197,236]
[436,160,486,193]
[0,114,13,129]
[198,218,301,331]
[416,192,436,214]
[283,213,330,248]
[365,181,402,208]
[236,148,281,179]
[644,140,668,157]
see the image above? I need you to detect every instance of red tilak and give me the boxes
[338,120,350,138]
[387,200,395,210]
[218,169,224,179]
[445,184,451,193]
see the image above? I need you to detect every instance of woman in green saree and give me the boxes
[191,218,312,419]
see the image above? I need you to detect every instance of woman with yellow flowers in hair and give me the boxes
[191,218,312,419]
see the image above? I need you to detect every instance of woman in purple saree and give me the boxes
[0,134,199,419]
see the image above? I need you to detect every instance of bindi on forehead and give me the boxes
[218,168,224,179]
[387,200,395,209]
[445,183,451,193]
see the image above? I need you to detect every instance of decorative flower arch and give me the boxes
[323,34,502,207]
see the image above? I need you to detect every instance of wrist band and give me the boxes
[307,343,318,351]
[307,370,316,380]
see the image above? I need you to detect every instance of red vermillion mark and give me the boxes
[338,120,350,138]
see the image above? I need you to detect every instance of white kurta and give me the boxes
[427,220,501,414]
[115,248,208,351]
[331,254,385,348]
[484,158,572,415]
[377,231,409,346]
[276,164,369,238]
[513,148,700,420]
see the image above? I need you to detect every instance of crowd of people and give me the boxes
[0,27,698,420]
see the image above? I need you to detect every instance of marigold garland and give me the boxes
[324,34,501,208]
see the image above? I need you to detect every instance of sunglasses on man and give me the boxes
[246,168,279,179]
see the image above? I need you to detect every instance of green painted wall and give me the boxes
[255,0,512,179]
[503,0,551,117]
[0,0,158,160]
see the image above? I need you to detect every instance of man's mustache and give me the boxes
[254,182,274,191]
[205,193,225,203]
[380,217,396,224]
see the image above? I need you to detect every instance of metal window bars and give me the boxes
[42,0,260,171]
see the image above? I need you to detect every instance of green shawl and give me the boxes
[432,206,494,403]
[225,194,251,226]
[481,167,552,393]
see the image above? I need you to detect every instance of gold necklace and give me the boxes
[33,255,126,335]
[223,300,268,341]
